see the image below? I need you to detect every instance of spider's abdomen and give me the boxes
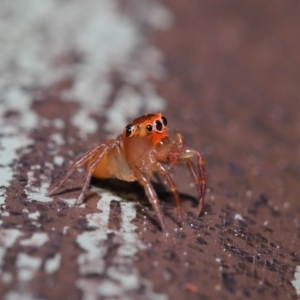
[87,141,135,182]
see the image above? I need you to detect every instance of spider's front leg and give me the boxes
[135,170,166,232]
[155,162,183,222]
[181,149,206,215]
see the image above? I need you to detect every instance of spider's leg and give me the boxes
[136,170,166,232]
[155,163,182,222]
[181,149,206,215]
[75,157,102,205]
[48,144,106,196]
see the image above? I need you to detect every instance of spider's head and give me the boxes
[123,113,168,144]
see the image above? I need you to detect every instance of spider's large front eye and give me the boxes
[155,120,163,132]
[161,116,167,127]
[146,124,153,133]
[125,125,133,137]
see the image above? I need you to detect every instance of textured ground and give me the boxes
[0,1,300,299]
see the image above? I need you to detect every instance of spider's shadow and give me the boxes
[91,177,198,228]
[91,177,197,206]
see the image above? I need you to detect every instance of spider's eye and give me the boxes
[146,124,153,133]
[155,120,163,132]
[161,116,167,127]
[125,124,133,137]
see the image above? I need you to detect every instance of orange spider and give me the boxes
[49,113,206,231]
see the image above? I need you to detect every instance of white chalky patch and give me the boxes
[28,211,40,220]
[62,226,69,234]
[60,197,85,208]
[25,171,52,203]
[49,133,65,146]
[0,229,23,276]
[76,187,165,299]
[20,233,49,247]
[16,253,42,281]
[70,110,98,138]
[45,253,61,274]
[52,118,65,129]
[0,1,170,299]
[0,136,34,206]
[53,155,64,166]
[4,291,40,300]
[0,229,23,248]
[77,231,107,275]
[234,214,243,220]
[292,265,300,295]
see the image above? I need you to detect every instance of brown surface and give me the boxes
[1,1,300,299]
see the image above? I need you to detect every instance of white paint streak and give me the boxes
[0,229,23,248]
[76,187,166,299]
[16,253,42,281]
[0,136,33,206]
[49,133,65,146]
[4,291,40,300]
[45,253,61,274]
[70,110,98,137]
[0,1,170,298]
[292,265,300,295]
[52,118,65,129]
[53,155,64,166]
[0,0,169,204]
[77,231,107,275]
[0,230,23,282]
[25,171,52,203]
[28,211,41,220]
[62,226,69,234]
[60,197,85,208]
[234,214,243,220]
[20,233,49,247]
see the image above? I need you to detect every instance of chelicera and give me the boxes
[49,113,206,231]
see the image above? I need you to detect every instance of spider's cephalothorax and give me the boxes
[49,113,206,231]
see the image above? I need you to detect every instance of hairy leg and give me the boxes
[182,149,206,215]
[48,143,108,196]
[75,157,101,205]
[136,170,166,232]
[155,163,182,222]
